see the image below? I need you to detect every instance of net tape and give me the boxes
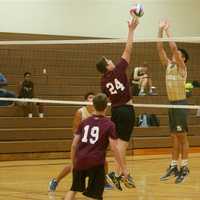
[0,36,199,109]
[0,97,200,109]
[0,37,200,45]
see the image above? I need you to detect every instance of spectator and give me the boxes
[192,81,200,117]
[185,80,200,117]
[185,82,193,97]
[0,73,16,106]
[132,62,157,96]
[17,72,44,118]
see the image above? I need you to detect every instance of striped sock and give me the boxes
[181,159,188,167]
[170,160,177,167]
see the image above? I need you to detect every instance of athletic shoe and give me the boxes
[121,174,136,188]
[28,113,33,118]
[160,165,179,181]
[175,166,189,184]
[104,183,113,190]
[106,172,122,191]
[39,113,44,118]
[138,91,146,96]
[148,91,158,96]
[48,178,58,192]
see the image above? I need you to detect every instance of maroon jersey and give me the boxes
[74,115,117,170]
[101,58,131,107]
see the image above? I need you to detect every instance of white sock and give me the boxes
[28,113,33,118]
[115,172,120,177]
[196,109,200,117]
[181,159,188,167]
[39,113,44,118]
[140,88,144,93]
[170,160,177,167]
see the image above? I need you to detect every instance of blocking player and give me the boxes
[157,19,190,184]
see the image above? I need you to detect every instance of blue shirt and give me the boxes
[0,73,7,86]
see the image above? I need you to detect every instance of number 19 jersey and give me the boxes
[74,115,117,170]
[101,58,132,107]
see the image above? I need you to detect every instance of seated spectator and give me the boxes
[185,80,200,117]
[132,62,157,96]
[0,73,16,106]
[193,81,200,117]
[185,82,193,97]
[17,72,44,118]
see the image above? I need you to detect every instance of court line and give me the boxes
[1,154,200,168]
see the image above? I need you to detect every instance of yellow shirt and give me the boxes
[78,106,93,120]
[166,63,187,101]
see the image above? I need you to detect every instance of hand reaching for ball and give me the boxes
[128,16,139,30]
[159,19,170,31]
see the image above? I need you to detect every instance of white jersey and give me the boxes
[166,63,187,101]
[78,106,93,120]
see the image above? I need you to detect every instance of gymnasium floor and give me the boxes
[0,154,199,200]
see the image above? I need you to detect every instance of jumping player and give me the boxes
[157,19,190,184]
[96,16,139,189]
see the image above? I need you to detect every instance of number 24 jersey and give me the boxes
[101,58,131,107]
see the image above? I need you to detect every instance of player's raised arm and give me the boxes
[165,21,186,70]
[122,16,139,64]
[157,20,170,67]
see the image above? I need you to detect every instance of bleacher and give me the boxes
[0,33,200,160]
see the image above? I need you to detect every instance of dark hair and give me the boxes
[192,80,200,88]
[93,93,108,112]
[84,92,95,100]
[24,72,31,77]
[96,57,108,74]
[178,48,189,63]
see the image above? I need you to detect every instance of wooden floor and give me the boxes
[0,154,200,200]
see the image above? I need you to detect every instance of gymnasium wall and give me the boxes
[0,40,200,160]
[0,0,199,38]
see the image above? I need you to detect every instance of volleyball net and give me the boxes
[0,36,200,160]
[0,37,200,110]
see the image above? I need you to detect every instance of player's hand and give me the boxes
[128,16,139,30]
[159,19,169,31]
[164,19,170,31]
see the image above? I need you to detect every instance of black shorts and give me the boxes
[111,105,135,142]
[168,99,188,133]
[71,165,105,200]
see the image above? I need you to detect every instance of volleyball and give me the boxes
[130,3,144,17]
